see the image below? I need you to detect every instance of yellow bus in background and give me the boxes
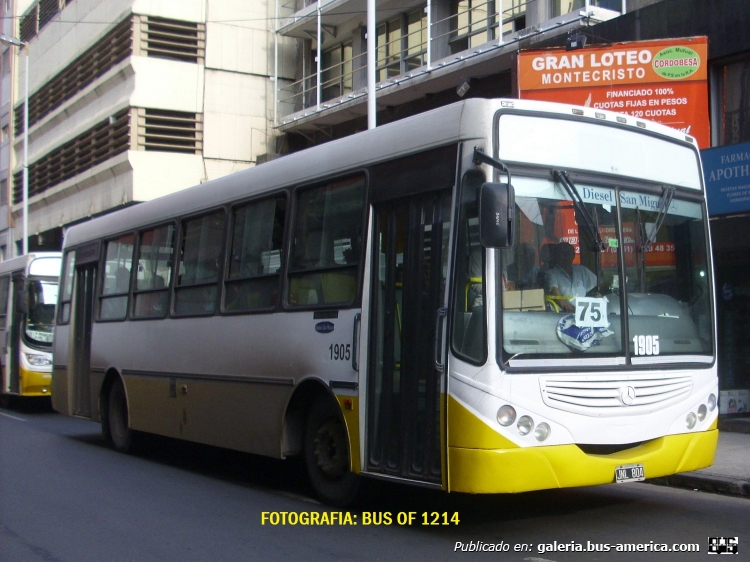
[0,253,61,407]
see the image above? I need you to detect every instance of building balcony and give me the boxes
[273,0,621,135]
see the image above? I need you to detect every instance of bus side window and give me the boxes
[225,196,286,312]
[58,251,75,324]
[173,210,226,316]
[99,234,135,320]
[288,175,365,307]
[452,170,486,364]
[133,224,174,319]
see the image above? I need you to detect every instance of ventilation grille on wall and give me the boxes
[19,5,38,43]
[19,0,74,42]
[136,108,203,154]
[15,17,133,133]
[13,109,130,204]
[140,17,205,64]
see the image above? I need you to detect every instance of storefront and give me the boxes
[703,142,750,415]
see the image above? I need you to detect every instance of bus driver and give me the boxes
[545,241,598,312]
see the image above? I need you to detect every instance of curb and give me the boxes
[648,474,750,498]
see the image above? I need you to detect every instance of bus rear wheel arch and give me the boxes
[304,394,360,506]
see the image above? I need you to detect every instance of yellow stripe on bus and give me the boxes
[336,395,361,473]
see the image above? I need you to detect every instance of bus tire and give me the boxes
[304,395,360,506]
[108,377,136,453]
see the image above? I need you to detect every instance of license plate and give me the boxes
[615,464,645,483]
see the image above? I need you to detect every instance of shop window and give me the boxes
[718,58,750,146]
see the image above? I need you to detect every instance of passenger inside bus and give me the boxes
[507,242,541,290]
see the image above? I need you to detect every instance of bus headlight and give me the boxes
[25,353,52,366]
[707,394,716,411]
[496,405,516,427]
[686,412,697,429]
[697,404,707,421]
[517,416,534,436]
[534,423,551,442]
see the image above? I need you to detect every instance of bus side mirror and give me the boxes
[479,182,514,248]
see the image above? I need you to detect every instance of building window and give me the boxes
[500,0,526,35]
[553,0,620,17]
[718,58,750,146]
[321,41,353,102]
[405,8,428,71]
[450,0,498,51]
[376,7,427,81]
[0,179,7,206]
[377,17,402,81]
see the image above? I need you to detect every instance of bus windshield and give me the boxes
[500,175,712,363]
[25,278,58,346]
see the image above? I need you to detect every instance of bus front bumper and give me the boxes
[448,428,718,494]
[19,366,53,397]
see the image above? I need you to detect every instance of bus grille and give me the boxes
[539,374,692,416]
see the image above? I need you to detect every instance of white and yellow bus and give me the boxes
[0,253,61,407]
[52,99,717,505]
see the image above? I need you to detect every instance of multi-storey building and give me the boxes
[272,0,633,147]
[0,0,293,257]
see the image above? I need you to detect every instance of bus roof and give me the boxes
[0,252,62,276]
[62,98,699,249]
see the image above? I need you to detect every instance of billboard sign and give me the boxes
[518,37,709,148]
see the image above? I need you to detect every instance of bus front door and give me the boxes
[7,272,25,394]
[366,189,452,485]
[71,263,96,417]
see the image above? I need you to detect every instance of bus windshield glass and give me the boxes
[500,176,712,363]
[26,279,58,345]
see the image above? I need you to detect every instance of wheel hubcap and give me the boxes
[314,419,347,479]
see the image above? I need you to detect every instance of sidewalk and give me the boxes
[649,417,750,498]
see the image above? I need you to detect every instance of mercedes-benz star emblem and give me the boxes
[619,385,637,405]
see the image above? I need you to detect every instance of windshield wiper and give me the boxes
[552,170,605,252]
[643,185,675,247]
[635,207,647,293]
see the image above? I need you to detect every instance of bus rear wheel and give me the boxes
[107,378,136,453]
[304,395,360,506]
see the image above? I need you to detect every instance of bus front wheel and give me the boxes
[107,378,136,453]
[304,395,360,506]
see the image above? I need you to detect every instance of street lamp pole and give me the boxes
[0,34,28,256]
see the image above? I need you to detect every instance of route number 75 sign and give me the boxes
[575,297,609,328]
